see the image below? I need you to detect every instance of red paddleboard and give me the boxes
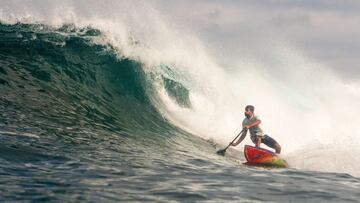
[244,145,288,168]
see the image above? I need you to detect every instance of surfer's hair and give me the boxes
[245,105,255,113]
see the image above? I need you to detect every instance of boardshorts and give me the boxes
[250,134,278,149]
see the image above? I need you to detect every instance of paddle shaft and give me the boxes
[223,129,245,151]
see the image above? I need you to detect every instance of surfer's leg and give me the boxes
[250,135,256,145]
[262,135,281,154]
[255,137,261,147]
[250,135,261,147]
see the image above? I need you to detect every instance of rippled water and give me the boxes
[1,130,359,202]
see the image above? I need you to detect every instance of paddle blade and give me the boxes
[216,149,226,156]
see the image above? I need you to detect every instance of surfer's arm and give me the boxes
[231,131,247,146]
[243,119,261,129]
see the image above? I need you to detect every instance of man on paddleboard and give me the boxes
[230,105,282,154]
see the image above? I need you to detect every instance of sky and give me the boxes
[152,0,360,81]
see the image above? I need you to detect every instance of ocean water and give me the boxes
[1,1,360,202]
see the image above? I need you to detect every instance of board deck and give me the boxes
[244,145,288,168]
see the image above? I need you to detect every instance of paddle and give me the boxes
[216,129,245,156]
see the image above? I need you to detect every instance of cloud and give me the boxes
[270,12,312,27]
[207,9,221,20]
[154,0,360,81]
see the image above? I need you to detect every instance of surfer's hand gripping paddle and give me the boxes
[216,129,245,156]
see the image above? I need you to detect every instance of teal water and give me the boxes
[1,23,360,202]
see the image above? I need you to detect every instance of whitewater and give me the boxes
[1,1,360,202]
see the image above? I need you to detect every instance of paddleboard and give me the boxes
[244,145,288,168]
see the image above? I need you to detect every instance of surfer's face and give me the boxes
[244,110,252,118]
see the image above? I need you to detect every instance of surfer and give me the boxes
[230,105,282,154]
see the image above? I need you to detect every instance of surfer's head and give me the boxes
[244,105,254,119]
